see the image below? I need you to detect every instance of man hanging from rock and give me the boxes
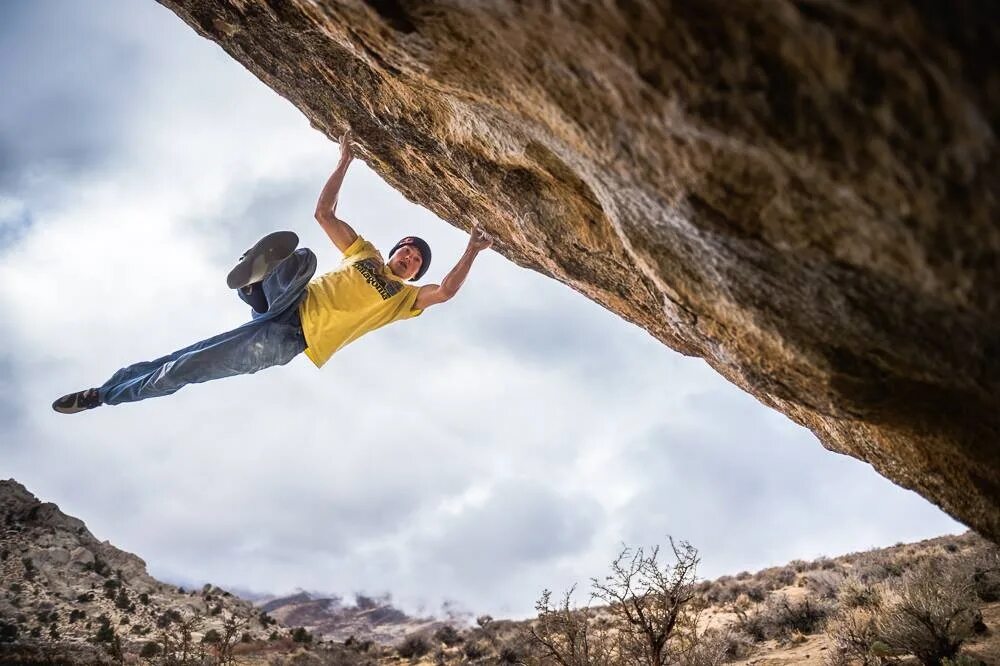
[52,131,493,414]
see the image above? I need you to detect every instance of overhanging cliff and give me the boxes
[156,1,1000,539]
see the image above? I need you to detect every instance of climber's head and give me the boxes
[387,236,431,281]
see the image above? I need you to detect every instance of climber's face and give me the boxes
[388,244,423,280]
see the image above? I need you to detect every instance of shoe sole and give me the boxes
[52,391,101,414]
[226,231,299,289]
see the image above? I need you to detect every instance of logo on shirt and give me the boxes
[353,258,403,300]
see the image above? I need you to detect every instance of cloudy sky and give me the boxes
[0,2,962,619]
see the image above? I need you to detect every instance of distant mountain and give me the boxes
[258,590,442,643]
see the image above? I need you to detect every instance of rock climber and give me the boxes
[52,131,493,413]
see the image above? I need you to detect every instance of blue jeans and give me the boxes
[98,249,317,406]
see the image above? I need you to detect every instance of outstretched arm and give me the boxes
[314,131,360,253]
[414,225,493,310]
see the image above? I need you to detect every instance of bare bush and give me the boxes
[826,605,893,666]
[969,545,1000,602]
[529,587,613,666]
[733,593,832,643]
[592,539,700,666]
[397,635,430,660]
[874,561,979,666]
[804,570,846,600]
[529,539,701,666]
[838,578,884,611]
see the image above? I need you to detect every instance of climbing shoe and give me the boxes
[226,230,299,290]
[52,388,102,414]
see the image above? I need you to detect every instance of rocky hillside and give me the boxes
[0,479,279,662]
[0,479,444,663]
[155,0,1000,541]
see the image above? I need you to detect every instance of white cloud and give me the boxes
[0,0,963,619]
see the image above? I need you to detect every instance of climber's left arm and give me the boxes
[414,225,492,310]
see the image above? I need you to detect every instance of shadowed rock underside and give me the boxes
[155,1,999,538]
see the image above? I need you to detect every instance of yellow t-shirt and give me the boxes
[298,236,423,367]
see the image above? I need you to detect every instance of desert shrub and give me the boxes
[940,657,986,666]
[433,624,463,647]
[733,602,769,643]
[839,578,884,610]
[498,644,522,664]
[269,630,280,641]
[9,583,21,594]
[463,640,488,660]
[155,609,182,628]
[202,628,221,644]
[826,604,893,666]
[790,559,810,573]
[398,635,430,659]
[679,627,753,666]
[874,560,979,665]
[345,635,374,652]
[292,626,313,643]
[530,588,612,666]
[711,628,755,662]
[744,584,767,603]
[84,554,112,577]
[770,594,833,637]
[138,592,150,605]
[93,620,116,644]
[706,577,736,604]
[0,620,18,643]
[21,557,35,581]
[804,570,846,600]
[139,641,160,658]
[531,539,701,666]
[69,609,86,623]
[970,547,1000,602]
[754,566,796,592]
[735,594,832,642]
[115,587,130,610]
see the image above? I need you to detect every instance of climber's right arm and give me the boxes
[314,131,360,253]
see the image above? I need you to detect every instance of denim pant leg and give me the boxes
[98,309,306,406]
[237,248,317,319]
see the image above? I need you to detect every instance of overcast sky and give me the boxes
[0,1,962,619]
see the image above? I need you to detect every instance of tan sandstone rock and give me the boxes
[155,1,999,539]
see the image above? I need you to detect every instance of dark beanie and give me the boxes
[388,236,431,281]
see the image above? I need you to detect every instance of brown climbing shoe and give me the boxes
[52,388,102,414]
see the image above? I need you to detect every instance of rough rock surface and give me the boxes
[0,479,447,652]
[0,479,268,656]
[156,1,999,537]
